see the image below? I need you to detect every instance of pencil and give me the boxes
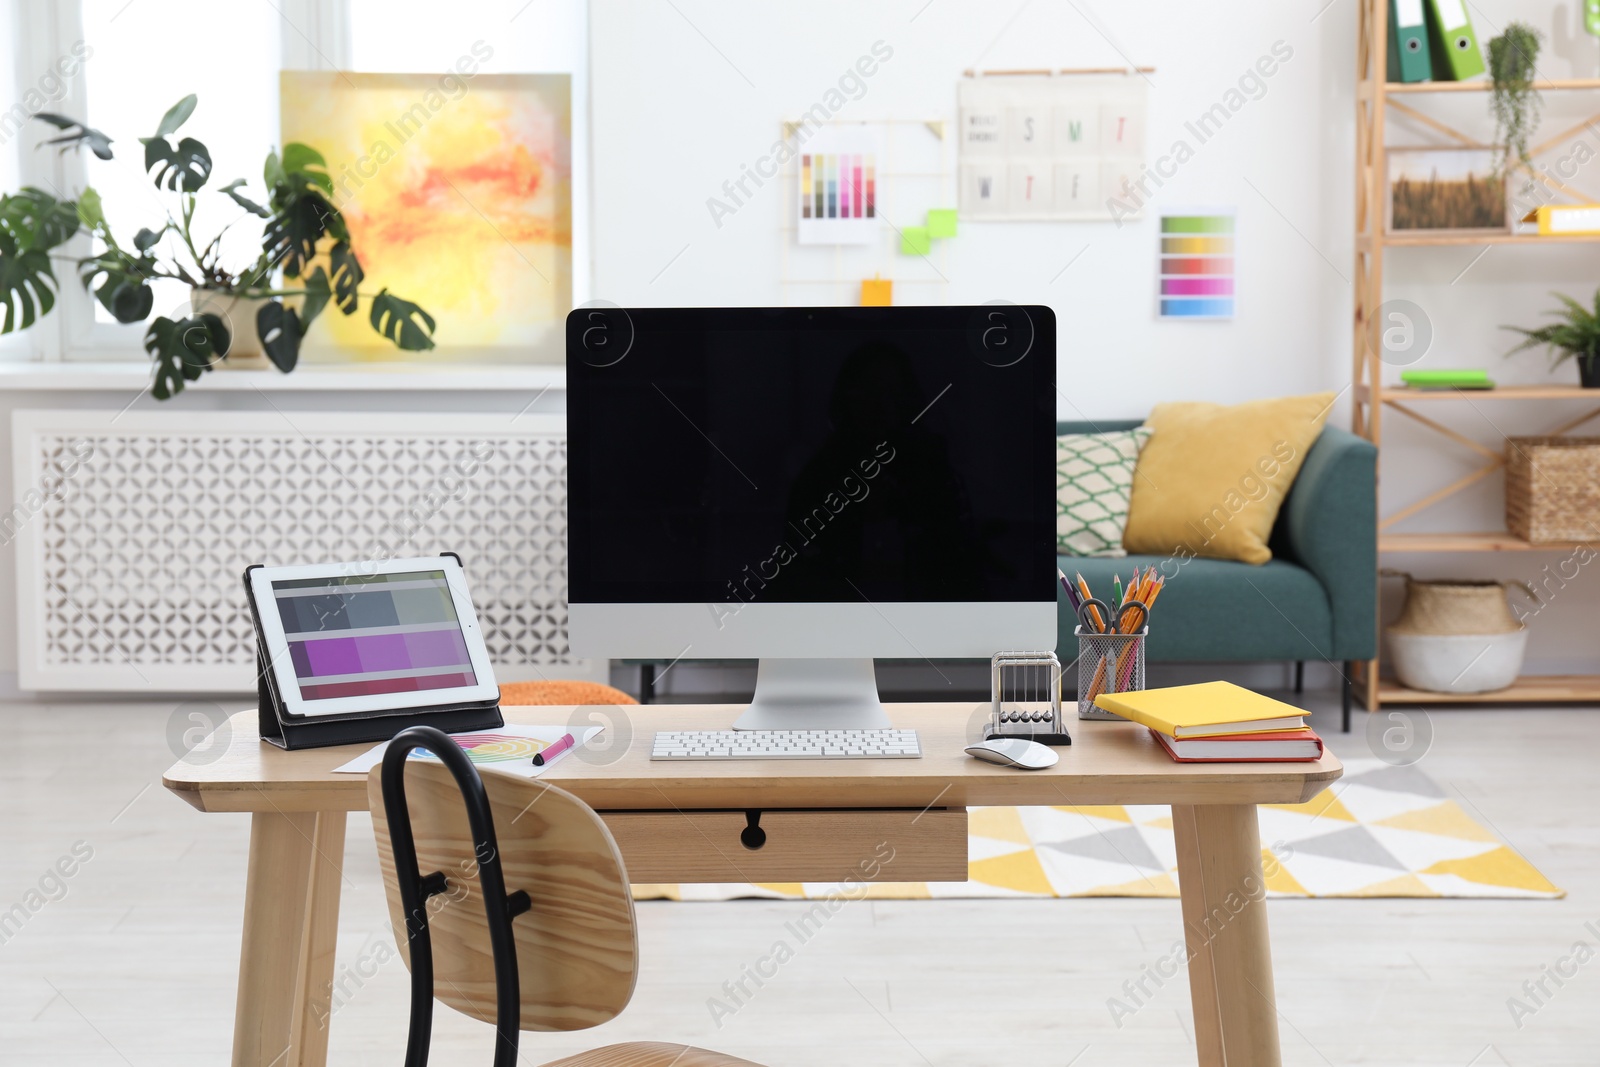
[1057,568,1081,610]
[1116,642,1138,690]
[1076,573,1104,632]
[1087,654,1108,701]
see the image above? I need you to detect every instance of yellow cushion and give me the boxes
[1122,393,1334,565]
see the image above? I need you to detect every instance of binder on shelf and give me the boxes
[1425,0,1485,81]
[1520,204,1600,236]
[1388,0,1432,83]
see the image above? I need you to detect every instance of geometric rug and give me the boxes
[631,757,1564,901]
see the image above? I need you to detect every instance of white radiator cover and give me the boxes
[10,410,593,692]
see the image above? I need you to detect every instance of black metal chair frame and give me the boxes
[381,725,533,1067]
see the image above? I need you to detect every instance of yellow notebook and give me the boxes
[1093,681,1311,738]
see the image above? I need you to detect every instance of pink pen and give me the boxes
[532,732,576,767]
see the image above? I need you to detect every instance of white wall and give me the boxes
[590,0,1600,675]
[590,0,1346,413]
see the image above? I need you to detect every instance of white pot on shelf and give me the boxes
[189,289,271,369]
[1385,628,1529,694]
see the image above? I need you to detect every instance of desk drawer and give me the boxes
[600,808,968,884]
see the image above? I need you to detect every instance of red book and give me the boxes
[1152,727,1323,763]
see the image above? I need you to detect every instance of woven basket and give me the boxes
[1506,436,1600,543]
[1382,570,1535,635]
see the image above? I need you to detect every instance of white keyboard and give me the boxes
[651,729,922,760]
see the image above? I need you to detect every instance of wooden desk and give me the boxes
[164,703,1342,1067]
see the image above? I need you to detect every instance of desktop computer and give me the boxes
[566,305,1056,742]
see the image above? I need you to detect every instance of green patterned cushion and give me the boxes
[1056,427,1152,557]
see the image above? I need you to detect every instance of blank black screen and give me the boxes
[567,306,1055,605]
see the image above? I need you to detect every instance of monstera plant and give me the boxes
[0,94,434,398]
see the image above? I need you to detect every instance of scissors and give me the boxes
[1077,598,1149,635]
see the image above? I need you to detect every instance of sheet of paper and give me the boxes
[332,724,604,779]
[796,126,882,245]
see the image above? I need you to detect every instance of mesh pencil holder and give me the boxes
[1075,626,1147,720]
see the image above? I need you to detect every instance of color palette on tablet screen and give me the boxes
[272,570,478,700]
[1159,214,1234,319]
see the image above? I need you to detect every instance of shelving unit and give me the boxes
[1352,0,1600,710]
[1384,77,1600,94]
[1381,231,1600,246]
[1380,531,1598,553]
[1378,675,1600,704]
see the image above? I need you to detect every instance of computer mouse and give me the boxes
[965,737,1058,770]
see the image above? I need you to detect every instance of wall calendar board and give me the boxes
[958,73,1148,221]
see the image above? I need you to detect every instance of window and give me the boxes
[1,3,31,360]
[77,1,281,344]
[2,0,588,362]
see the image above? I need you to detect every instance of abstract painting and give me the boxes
[280,72,571,361]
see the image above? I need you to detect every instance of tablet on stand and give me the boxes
[245,553,504,749]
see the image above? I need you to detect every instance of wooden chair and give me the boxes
[368,725,766,1067]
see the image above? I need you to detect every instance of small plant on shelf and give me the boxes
[1487,22,1542,174]
[0,94,435,399]
[1504,287,1600,388]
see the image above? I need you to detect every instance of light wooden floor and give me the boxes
[2,696,1596,1066]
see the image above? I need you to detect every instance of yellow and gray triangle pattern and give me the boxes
[633,757,1563,901]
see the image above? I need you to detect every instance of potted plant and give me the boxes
[0,95,434,398]
[1504,288,1600,388]
[1487,22,1541,174]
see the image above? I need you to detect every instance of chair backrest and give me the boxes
[366,734,639,1043]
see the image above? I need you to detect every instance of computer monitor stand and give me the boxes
[732,658,893,731]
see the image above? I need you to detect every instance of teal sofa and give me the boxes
[1058,420,1377,731]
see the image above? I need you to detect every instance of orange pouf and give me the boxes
[498,680,638,706]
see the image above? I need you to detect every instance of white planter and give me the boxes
[189,289,271,368]
[1386,628,1529,693]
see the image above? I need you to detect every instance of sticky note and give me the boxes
[900,227,931,255]
[927,209,958,238]
[861,279,892,306]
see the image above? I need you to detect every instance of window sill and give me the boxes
[0,362,567,392]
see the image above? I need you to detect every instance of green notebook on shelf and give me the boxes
[1400,369,1493,389]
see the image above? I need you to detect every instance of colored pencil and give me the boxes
[1057,568,1081,610]
[1116,643,1138,691]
